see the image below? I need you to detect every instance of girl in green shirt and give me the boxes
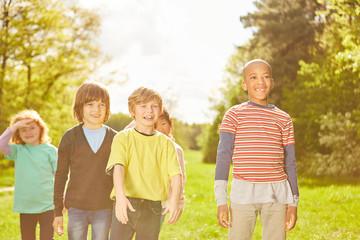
[0,109,57,240]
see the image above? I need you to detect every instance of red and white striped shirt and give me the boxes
[220,102,295,183]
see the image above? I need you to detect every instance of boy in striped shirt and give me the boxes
[215,59,299,240]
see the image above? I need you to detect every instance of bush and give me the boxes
[307,112,360,176]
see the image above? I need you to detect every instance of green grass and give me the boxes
[0,167,15,188]
[1,151,360,239]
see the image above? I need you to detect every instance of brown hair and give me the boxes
[73,81,111,123]
[10,109,51,144]
[128,87,163,117]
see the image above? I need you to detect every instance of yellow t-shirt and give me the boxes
[106,128,181,201]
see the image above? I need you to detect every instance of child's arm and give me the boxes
[283,119,299,231]
[176,147,186,209]
[284,144,299,232]
[215,131,235,228]
[113,164,135,224]
[163,174,182,224]
[0,129,13,155]
[0,119,33,155]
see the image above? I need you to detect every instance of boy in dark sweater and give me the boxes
[53,81,117,240]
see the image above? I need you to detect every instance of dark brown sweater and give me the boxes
[54,124,117,216]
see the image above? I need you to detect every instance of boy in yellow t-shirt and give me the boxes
[106,87,182,240]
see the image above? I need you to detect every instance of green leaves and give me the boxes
[0,0,103,146]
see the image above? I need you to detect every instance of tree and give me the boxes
[240,0,323,107]
[0,0,103,146]
[106,113,133,132]
[288,0,360,175]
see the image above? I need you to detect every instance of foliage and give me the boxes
[240,0,323,107]
[286,0,360,175]
[306,112,360,176]
[0,0,104,147]
[106,112,133,132]
[202,50,249,163]
[173,121,204,150]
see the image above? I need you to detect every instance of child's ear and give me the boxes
[242,79,248,91]
[270,78,274,89]
[170,118,173,124]
[129,108,135,118]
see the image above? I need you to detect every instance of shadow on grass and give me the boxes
[299,175,360,188]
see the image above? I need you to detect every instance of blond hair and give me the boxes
[128,87,163,116]
[73,81,111,123]
[10,110,51,144]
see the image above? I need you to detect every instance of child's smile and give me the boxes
[19,121,41,145]
[82,100,106,129]
[242,61,273,106]
[131,100,161,134]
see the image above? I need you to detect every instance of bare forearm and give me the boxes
[113,165,126,199]
[169,174,181,204]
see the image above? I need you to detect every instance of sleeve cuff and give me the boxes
[214,180,228,206]
[289,195,299,207]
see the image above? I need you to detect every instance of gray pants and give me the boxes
[229,202,287,240]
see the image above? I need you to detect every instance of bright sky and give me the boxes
[77,0,256,123]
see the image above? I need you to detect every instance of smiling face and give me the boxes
[242,61,274,106]
[18,121,41,146]
[82,100,106,129]
[130,100,161,134]
[156,117,171,136]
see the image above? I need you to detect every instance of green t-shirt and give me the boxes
[6,143,57,213]
[106,128,181,201]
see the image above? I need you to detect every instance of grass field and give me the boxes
[1,150,360,239]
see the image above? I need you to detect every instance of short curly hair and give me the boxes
[10,109,51,144]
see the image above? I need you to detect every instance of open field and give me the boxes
[1,150,360,239]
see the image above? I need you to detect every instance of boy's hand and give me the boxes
[163,201,182,224]
[62,207,67,215]
[285,205,297,231]
[9,119,33,132]
[115,197,135,224]
[217,204,229,228]
[53,216,64,236]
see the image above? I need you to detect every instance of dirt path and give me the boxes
[0,186,14,192]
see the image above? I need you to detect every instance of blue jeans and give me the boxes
[68,208,112,240]
[110,198,162,240]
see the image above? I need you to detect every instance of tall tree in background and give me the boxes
[240,0,323,107]
[202,0,322,163]
[0,0,103,145]
[288,0,360,176]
